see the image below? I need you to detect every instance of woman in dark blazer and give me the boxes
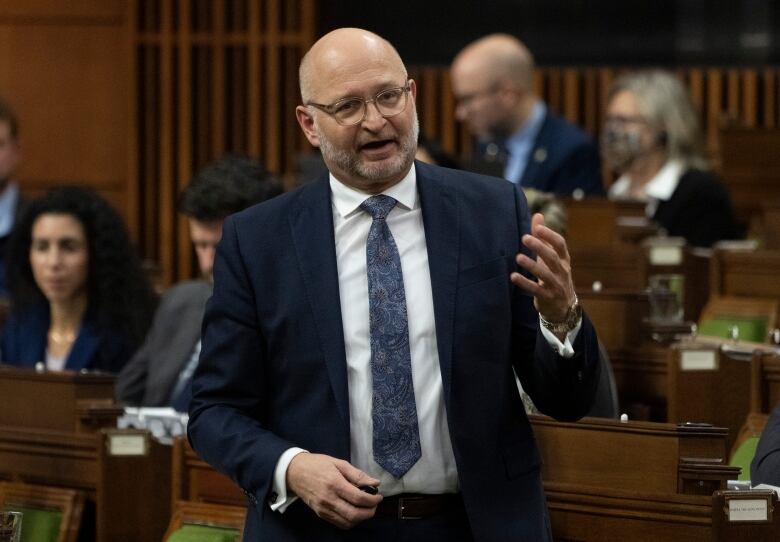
[602,70,741,247]
[0,186,156,373]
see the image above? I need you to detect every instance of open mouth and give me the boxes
[359,139,396,155]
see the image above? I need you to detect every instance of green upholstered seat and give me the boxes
[2,505,62,542]
[699,315,768,343]
[166,524,240,542]
[730,435,761,481]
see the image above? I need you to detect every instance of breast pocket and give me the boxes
[458,256,513,289]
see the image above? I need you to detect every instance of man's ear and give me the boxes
[409,78,417,102]
[295,105,320,147]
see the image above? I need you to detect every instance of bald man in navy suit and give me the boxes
[188,28,601,542]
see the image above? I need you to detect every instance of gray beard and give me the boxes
[316,113,420,182]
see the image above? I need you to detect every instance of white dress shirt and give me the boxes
[271,164,578,512]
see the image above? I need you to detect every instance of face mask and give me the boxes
[601,128,643,172]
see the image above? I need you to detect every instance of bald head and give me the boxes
[299,28,407,103]
[452,33,535,91]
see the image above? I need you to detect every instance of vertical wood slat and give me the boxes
[742,70,757,128]
[688,69,704,115]
[247,0,261,157]
[440,70,456,155]
[264,0,281,174]
[764,69,776,129]
[158,0,175,286]
[176,0,194,279]
[563,69,579,125]
[706,69,722,156]
[142,30,158,262]
[211,1,225,157]
[583,69,597,135]
[126,0,140,243]
[727,69,740,124]
[422,68,438,138]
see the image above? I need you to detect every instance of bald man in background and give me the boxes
[451,34,603,197]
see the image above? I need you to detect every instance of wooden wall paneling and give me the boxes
[422,68,438,140]
[126,0,141,243]
[440,71,457,156]
[176,0,194,280]
[264,0,281,176]
[141,40,160,265]
[247,0,261,158]
[706,69,723,159]
[210,1,225,159]
[726,69,740,125]
[763,69,776,128]
[583,68,597,135]
[742,70,757,128]
[563,68,579,125]
[688,69,704,115]
[158,0,175,287]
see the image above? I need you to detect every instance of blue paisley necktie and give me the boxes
[360,195,421,478]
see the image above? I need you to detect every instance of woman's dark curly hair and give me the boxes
[6,186,156,349]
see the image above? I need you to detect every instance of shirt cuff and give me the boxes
[270,447,308,513]
[539,318,582,358]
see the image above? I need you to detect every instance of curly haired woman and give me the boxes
[0,186,156,373]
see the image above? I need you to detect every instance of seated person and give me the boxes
[0,186,156,372]
[0,97,25,297]
[450,34,603,196]
[751,398,780,486]
[603,70,740,247]
[115,155,281,410]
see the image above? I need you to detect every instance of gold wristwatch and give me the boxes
[539,295,582,335]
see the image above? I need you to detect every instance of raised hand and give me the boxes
[510,212,576,326]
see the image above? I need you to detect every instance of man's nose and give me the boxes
[361,101,387,129]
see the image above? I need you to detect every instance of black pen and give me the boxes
[358,484,378,495]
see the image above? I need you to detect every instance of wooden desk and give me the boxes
[531,415,739,541]
[0,367,171,542]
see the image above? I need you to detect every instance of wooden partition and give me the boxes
[131,0,316,285]
[0,2,131,214]
[532,415,740,541]
[0,367,172,542]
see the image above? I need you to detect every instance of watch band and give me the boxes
[539,295,582,335]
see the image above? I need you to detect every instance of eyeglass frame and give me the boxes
[305,80,413,126]
[453,83,502,109]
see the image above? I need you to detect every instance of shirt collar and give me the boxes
[608,160,683,202]
[0,182,19,237]
[505,101,546,151]
[329,163,418,219]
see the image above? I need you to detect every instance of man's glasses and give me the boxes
[306,82,411,126]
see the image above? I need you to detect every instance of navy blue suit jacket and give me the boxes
[519,111,603,196]
[469,111,603,196]
[188,161,601,541]
[0,300,133,373]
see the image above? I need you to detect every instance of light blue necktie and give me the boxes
[361,195,421,478]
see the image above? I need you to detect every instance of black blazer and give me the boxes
[751,399,780,486]
[653,169,741,247]
[188,161,601,542]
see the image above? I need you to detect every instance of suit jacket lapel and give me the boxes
[289,176,351,428]
[416,162,459,404]
[66,316,99,371]
[519,112,550,187]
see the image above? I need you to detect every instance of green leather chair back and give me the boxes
[166,524,240,542]
[2,505,62,542]
[699,315,768,343]
[730,435,761,481]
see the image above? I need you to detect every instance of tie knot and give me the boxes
[360,195,397,220]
